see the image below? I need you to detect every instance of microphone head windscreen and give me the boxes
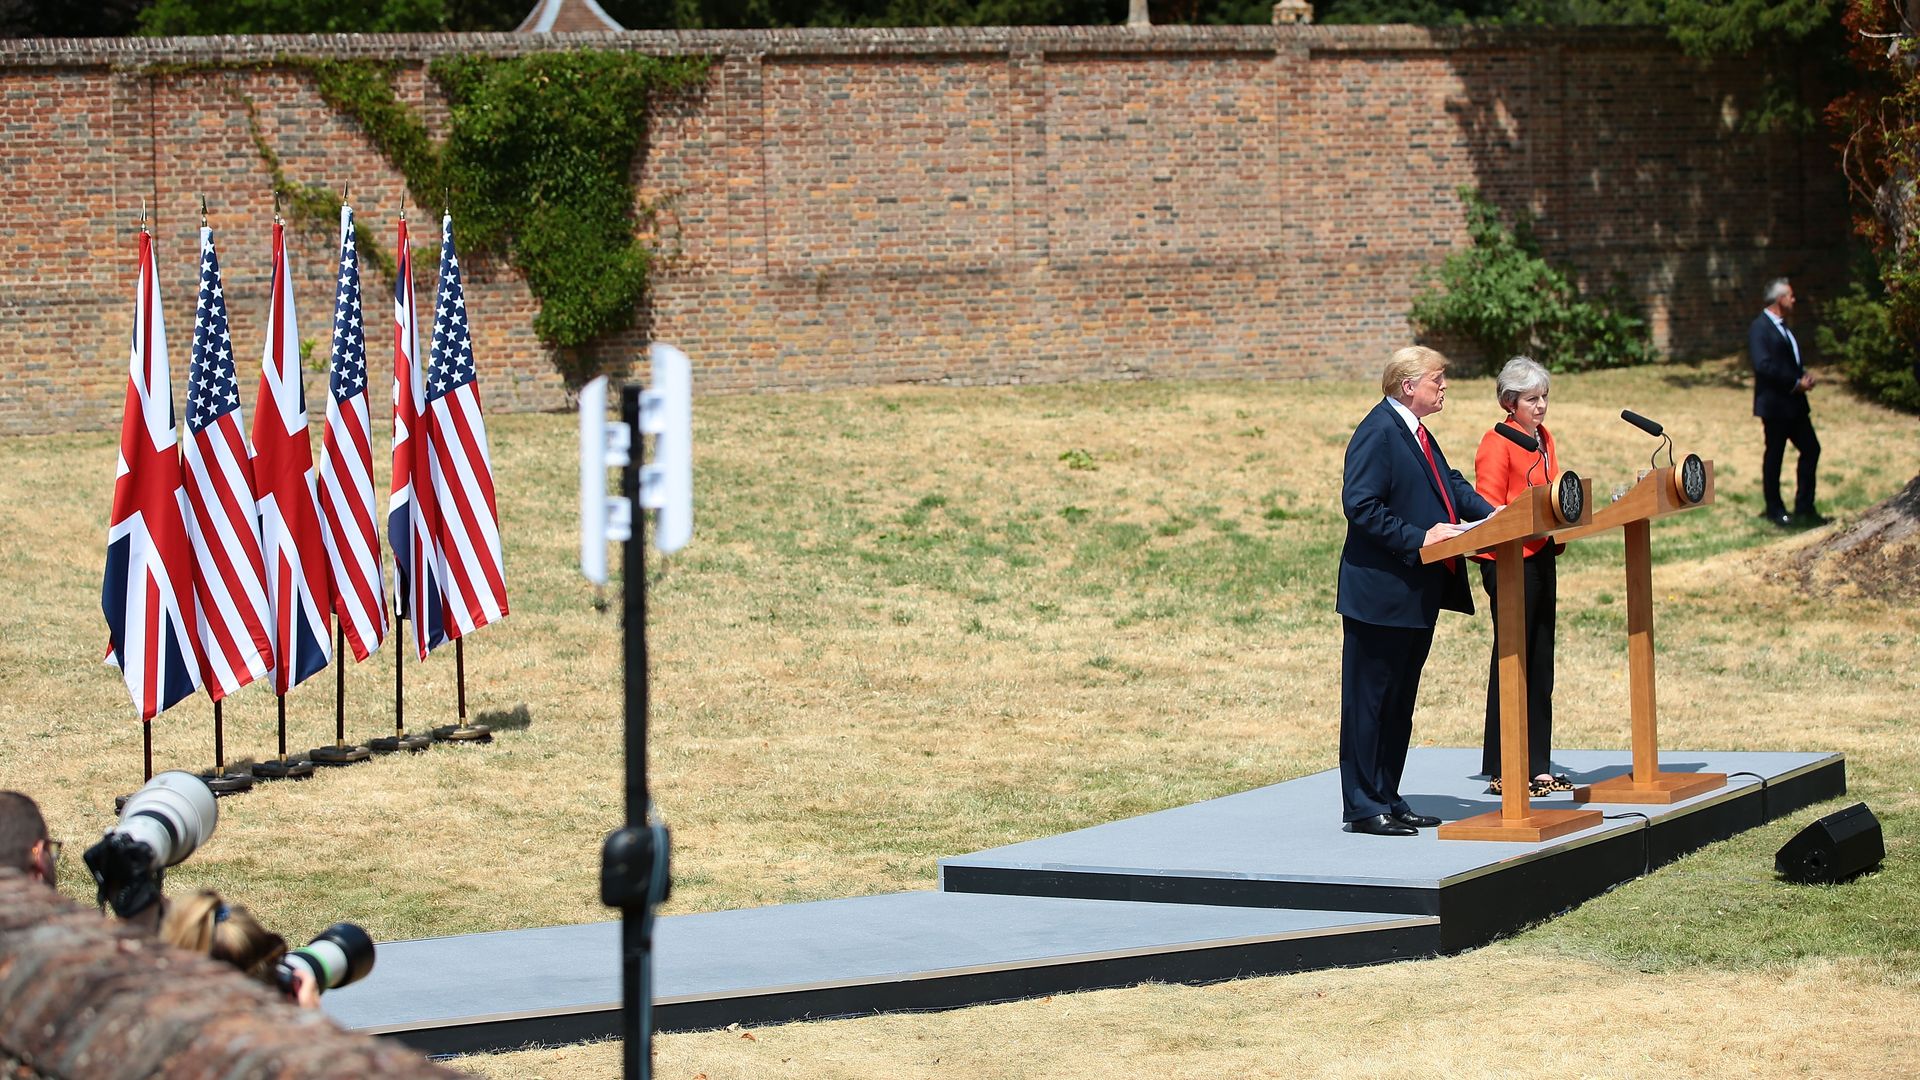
[1494,422,1539,454]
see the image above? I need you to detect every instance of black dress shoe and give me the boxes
[1349,813,1419,837]
[1795,511,1832,527]
[1393,810,1441,828]
[1762,510,1793,528]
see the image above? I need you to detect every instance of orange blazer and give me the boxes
[1473,420,1559,560]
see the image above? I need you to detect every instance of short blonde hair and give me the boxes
[1381,346,1448,398]
[160,888,289,983]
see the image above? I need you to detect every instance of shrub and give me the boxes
[1814,277,1920,413]
[1410,187,1656,373]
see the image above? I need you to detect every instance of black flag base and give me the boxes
[369,732,433,753]
[252,755,315,780]
[309,742,372,765]
[430,723,492,743]
[197,767,255,796]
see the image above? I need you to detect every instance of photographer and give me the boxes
[160,888,321,1008]
[0,790,59,888]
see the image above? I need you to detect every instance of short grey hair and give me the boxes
[1763,278,1792,305]
[1495,356,1550,412]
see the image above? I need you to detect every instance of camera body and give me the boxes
[83,771,218,918]
[274,923,377,997]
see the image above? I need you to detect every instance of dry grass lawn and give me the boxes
[1,359,1915,1077]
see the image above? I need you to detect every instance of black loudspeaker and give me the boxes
[1774,803,1885,885]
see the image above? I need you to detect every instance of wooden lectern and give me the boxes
[1551,458,1722,804]
[1421,477,1604,842]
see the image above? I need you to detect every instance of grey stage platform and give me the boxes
[328,892,1435,1055]
[942,747,1845,951]
[325,747,1844,1055]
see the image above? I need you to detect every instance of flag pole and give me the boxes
[311,623,370,765]
[253,693,314,780]
[198,699,253,795]
[370,608,429,753]
[432,636,491,742]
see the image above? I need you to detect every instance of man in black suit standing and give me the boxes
[1336,346,1497,836]
[1748,278,1826,527]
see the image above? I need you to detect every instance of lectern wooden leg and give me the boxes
[1439,539,1601,842]
[1572,519,1724,806]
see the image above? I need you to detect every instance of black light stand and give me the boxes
[600,383,671,1080]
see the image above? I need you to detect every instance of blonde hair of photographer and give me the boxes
[160,889,288,980]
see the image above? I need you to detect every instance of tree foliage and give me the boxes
[1822,0,1920,413]
[138,0,444,35]
[1410,188,1654,373]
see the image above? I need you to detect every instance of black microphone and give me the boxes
[1494,422,1538,454]
[1621,410,1664,437]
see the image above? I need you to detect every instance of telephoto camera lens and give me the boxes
[276,922,377,997]
[83,771,219,917]
[110,770,219,867]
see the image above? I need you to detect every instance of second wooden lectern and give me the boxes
[1421,476,1603,842]
[1551,459,1722,804]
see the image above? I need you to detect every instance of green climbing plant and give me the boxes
[166,50,710,379]
[429,52,709,359]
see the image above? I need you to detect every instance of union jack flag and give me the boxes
[103,228,202,721]
[181,226,274,700]
[317,206,389,661]
[250,220,333,693]
[424,214,508,636]
[389,216,449,660]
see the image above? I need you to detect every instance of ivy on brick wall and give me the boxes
[169,51,709,378]
[429,52,709,359]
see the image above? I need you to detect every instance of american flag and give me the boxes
[424,214,507,637]
[389,216,449,660]
[181,226,274,700]
[317,206,389,661]
[250,220,333,693]
[103,228,203,720]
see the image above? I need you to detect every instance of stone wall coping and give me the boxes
[0,24,1675,68]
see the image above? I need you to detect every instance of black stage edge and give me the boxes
[380,918,1438,1056]
[944,755,1847,954]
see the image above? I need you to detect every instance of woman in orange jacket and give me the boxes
[1473,356,1569,798]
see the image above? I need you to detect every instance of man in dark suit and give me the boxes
[1337,346,1497,836]
[1748,278,1825,527]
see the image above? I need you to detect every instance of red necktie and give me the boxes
[1416,424,1457,523]
[1417,424,1460,572]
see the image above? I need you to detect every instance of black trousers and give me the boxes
[1339,615,1434,821]
[1478,551,1557,778]
[1761,413,1820,516]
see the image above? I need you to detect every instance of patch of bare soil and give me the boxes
[1785,474,1920,599]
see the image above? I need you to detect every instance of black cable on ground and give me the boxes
[1601,810,1654,876]
[1726,770,1772,822]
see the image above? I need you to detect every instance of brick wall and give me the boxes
[0,870,459,1079]
[0,26,1846,436]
